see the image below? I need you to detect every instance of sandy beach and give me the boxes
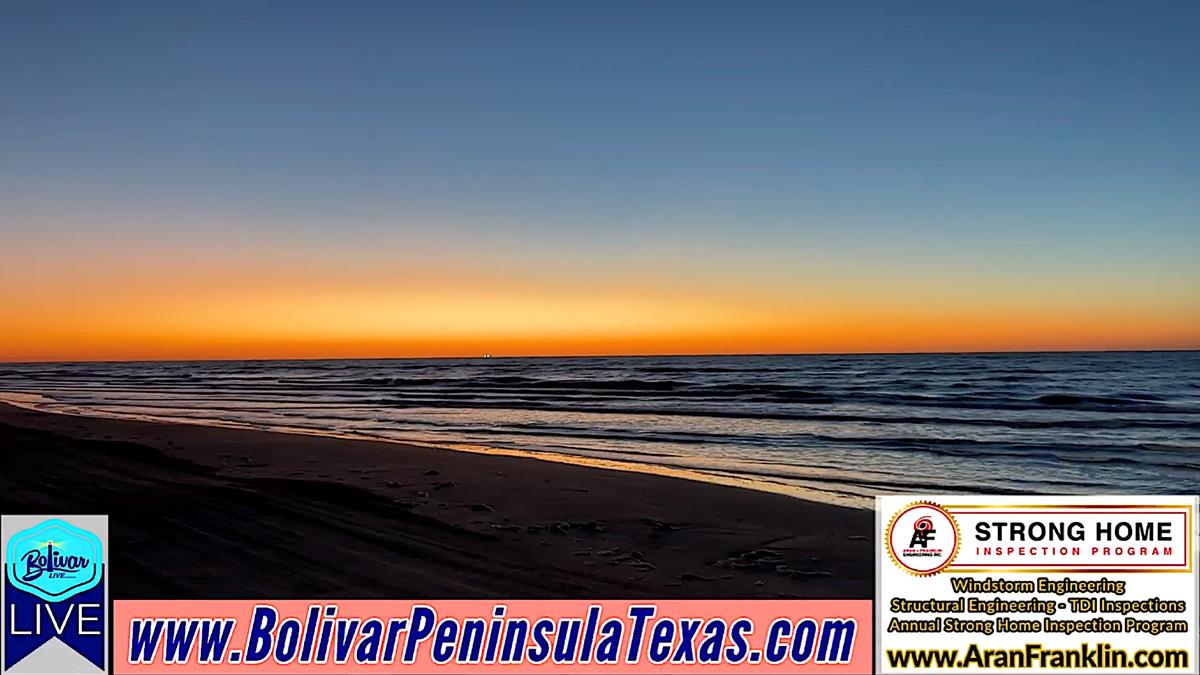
[0,401,872,599]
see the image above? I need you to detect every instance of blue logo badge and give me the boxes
[5,519,102,603]
[4,515,108,674]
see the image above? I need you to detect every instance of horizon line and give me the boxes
[3,347,1197,366]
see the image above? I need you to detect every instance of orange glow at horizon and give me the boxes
[3,279,1198,362]
[3,231,1198,362]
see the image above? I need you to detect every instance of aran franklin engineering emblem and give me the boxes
[886,501,960,576]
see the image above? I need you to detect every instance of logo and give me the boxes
[6,519,102,602]
[3,515,108,675]
[886,502,959,576]
[909,515,937,548]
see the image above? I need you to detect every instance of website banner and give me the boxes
[876,495,1199,674]
[113,599,870,673]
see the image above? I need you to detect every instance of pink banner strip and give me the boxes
[114,599,871,674]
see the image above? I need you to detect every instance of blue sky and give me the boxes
[1,1,1197,358]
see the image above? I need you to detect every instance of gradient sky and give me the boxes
[2,0,1198,361]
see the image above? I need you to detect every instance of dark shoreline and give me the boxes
[0,402,872,599]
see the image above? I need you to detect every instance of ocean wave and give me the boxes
[3,352,1198,497]
[1034,393,1169,408]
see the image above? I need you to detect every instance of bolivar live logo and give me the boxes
[3,515,108,675]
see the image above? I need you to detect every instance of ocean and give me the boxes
[1,352,1197,507]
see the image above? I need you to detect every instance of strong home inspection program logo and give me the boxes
[886,502,959,576]
[3,515,108,675]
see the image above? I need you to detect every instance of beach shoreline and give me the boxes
[0,402,874,599]
[0,391,871,510]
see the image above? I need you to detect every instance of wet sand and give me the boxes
[0,402,872,599]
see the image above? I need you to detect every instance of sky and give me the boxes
[1,0,1198,361]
